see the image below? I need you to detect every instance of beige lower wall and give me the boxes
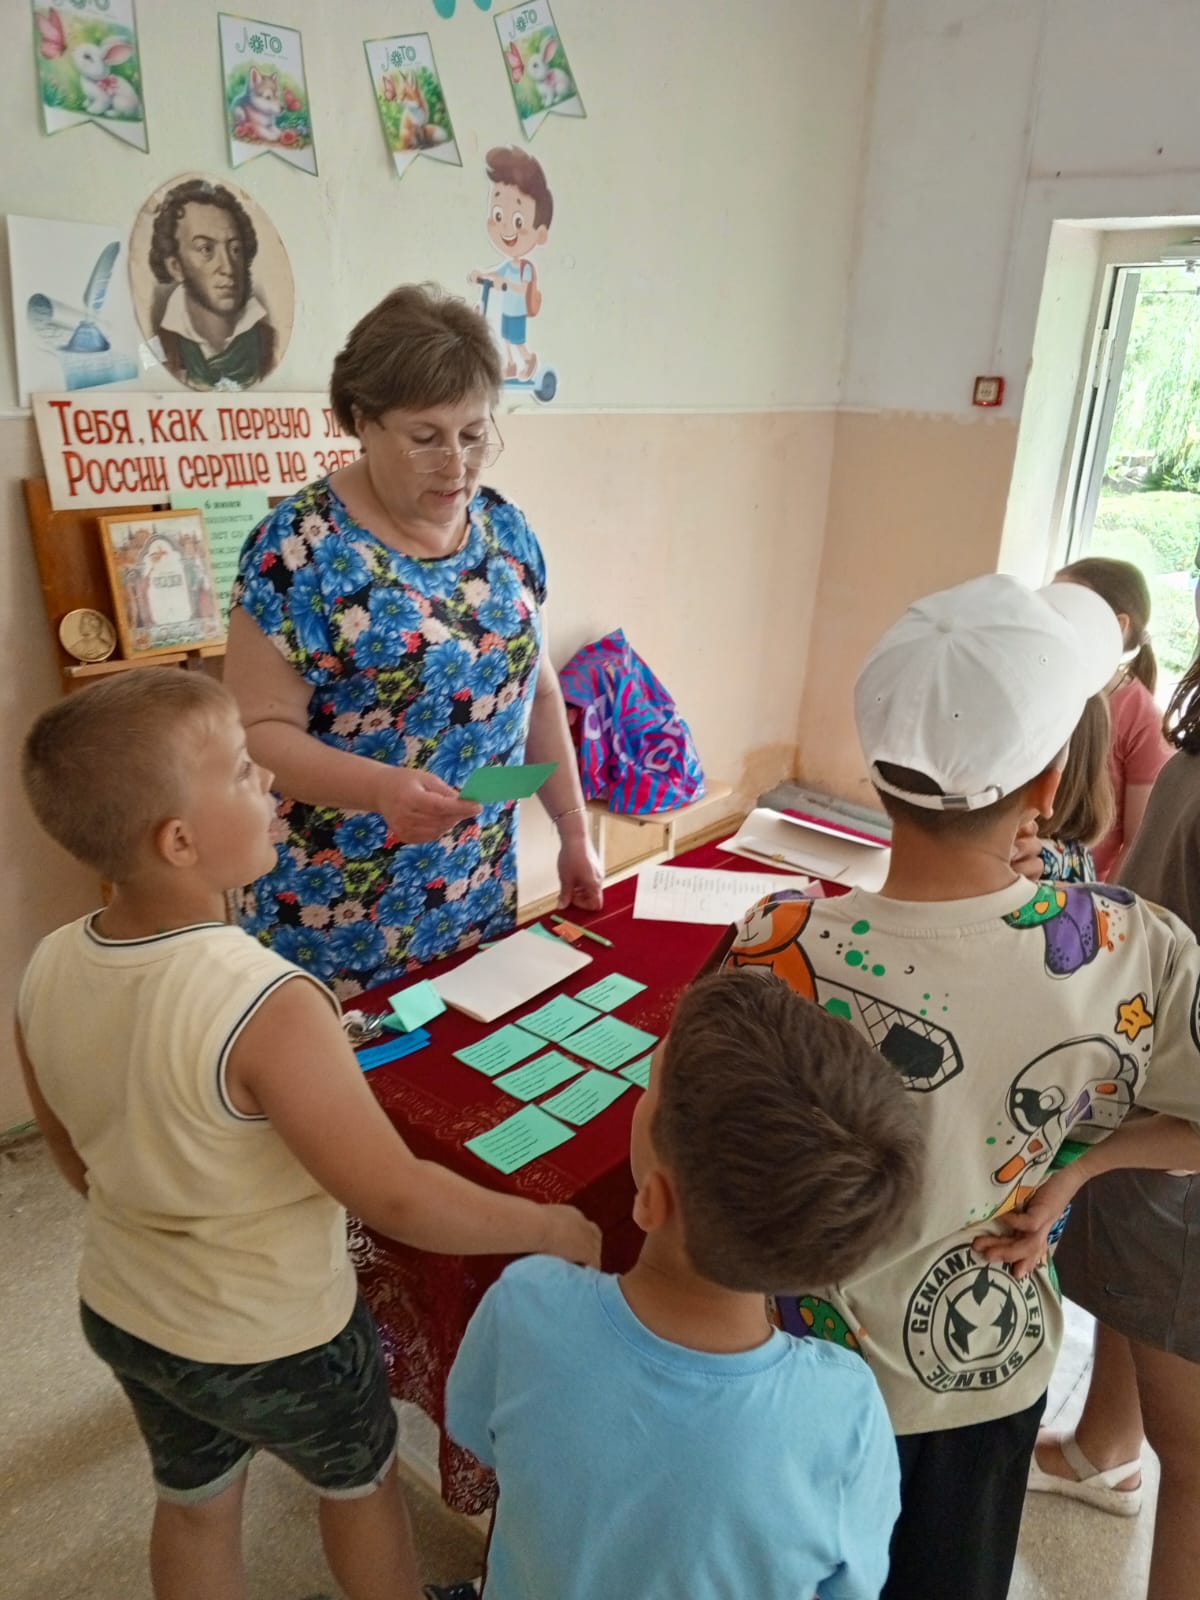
[0,407,834,1129]
[796,409,1020,805]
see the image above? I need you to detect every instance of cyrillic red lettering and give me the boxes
[49,399,75,446]
[135,455,169,494]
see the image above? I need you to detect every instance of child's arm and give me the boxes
[974,1113,1200,1278]
[228,979,602,1266]
[14,1021,87,1198]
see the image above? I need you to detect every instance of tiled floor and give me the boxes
[1010,1298,1157,1598]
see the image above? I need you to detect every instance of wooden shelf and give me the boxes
[65,646,226,681]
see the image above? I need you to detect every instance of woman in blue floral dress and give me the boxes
[224,286,602,998]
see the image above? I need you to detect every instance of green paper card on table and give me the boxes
[493,1051,583,1102]
[575,973,647,1012]
[454,1024,544,1077]
[540,1069,632,1126]
[519,993,599,1043]
[619,1055,653,1089]
[566,1015,659,1071]
[387,979,445,1033]
[465,1104,574,1174]
[459,761,557,803]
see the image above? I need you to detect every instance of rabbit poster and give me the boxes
[365,33,461,181]
[32,0,147,151]
[8,215,142,406]
[494,0,584,140]
[218,13,316,175]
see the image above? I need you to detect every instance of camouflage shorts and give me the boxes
[80,1296,398,1505]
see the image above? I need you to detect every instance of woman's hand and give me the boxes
[373,767,481,845]
[557,831,604,913]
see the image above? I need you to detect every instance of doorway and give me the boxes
[1066,260,1200,704]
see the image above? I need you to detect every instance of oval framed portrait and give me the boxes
[128,172,294,392]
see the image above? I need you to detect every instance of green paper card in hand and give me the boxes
[460,762,557,803]
[465,1104,574,1174]
[494,1051,583,1102]
[455,1024,544,1077]
[620,1055,653,1089]
[541,1069,632,1125]
[387,979,446,1033]
[520,993,599,1043]
[565,1015,659,1071]
[575,973,647,1012]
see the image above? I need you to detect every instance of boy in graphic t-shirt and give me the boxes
[719,574,1200,1600]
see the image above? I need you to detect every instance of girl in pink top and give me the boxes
[1059,557,1172,880]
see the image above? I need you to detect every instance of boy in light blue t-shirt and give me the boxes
[445,969,925,1600]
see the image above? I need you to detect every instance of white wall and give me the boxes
[845,0,1200,419]
[1,0,873,413]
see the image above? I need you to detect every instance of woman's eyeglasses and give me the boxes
[402,436,504,474]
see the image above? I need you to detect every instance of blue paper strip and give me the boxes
[356,1028,432,1072]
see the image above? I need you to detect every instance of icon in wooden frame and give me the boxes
[99,508,225,659]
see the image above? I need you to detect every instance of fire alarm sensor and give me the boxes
[972,376,1004,407]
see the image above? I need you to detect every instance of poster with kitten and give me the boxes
[364,33,460,180]
[218,13,316,174]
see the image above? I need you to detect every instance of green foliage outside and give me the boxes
[1093,491,1198,682]
[1109,267,1200,489]
[36,11,142,118]
[1091,266,1200,687]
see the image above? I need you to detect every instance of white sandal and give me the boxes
[1027,1433,1143,1516]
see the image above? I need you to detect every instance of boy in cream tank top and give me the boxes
[17,671,599,1600]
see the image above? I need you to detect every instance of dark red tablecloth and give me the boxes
[353,840,827,1512]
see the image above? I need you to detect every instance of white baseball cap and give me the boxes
[855,574,1123,811]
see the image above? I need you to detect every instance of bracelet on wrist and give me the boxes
[552,804,587,829]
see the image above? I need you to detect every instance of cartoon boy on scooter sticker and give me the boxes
[470,145,558,402]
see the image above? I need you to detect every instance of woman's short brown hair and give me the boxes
[329,283,502,436]
[653,969,924,1294]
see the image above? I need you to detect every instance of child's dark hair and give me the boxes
[1165,650,1200,752]
[652,970,923,1294]
[1059,556,1156,694]
[1037,694,1115,846]
[872,763,1028,839]
[22,671,234,881]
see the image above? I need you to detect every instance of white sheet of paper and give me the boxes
[632,865,811,926]
[717,808,891,892]
[431,929,592,1024]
